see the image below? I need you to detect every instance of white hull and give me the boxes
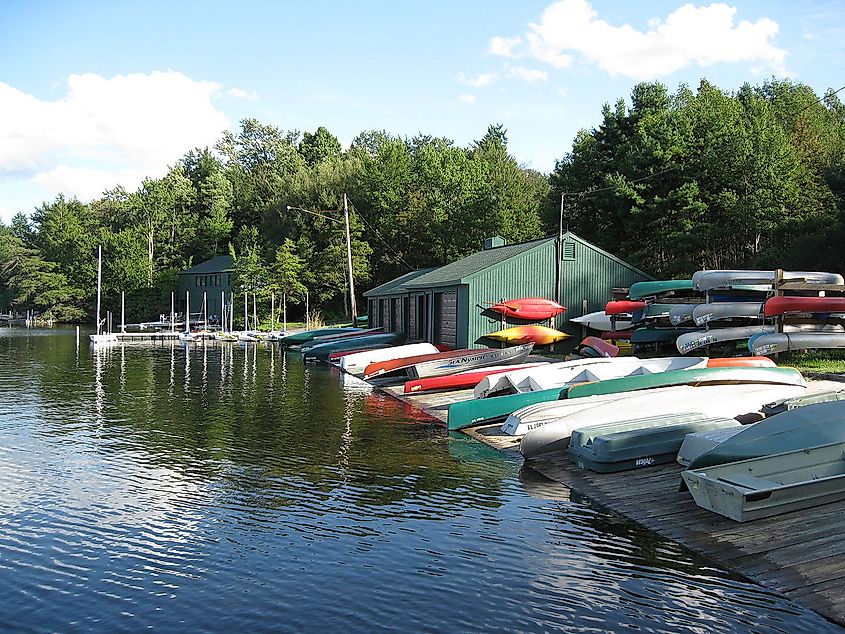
[410,344,534,379]
[89,333,118,345]
[570,311,632,332]
[518,383,807,459]
[693,269,843,291]
[339,343,439,375]
[692,302,763,326]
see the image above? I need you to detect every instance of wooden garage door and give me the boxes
[433,290,457,348]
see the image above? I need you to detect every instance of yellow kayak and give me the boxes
[484,325,571,346]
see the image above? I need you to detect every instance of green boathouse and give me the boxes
[177,255,235,323]
[364,233,651,349]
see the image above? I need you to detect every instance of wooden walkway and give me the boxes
[380,378,845,627]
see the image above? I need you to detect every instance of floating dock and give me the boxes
[379,377,845,627]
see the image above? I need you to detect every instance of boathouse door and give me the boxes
[433,290,457,348]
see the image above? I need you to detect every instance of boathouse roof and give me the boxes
[178,255,234,276]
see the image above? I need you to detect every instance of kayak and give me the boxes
[403,362,547,394]
[606,300,647,315]
[482,325,570,346]
[488,297,566,321]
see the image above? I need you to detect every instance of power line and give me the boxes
[345,196,415,272]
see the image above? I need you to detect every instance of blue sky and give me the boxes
[1,0,843,223]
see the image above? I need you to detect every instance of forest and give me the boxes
[1,77,843,324]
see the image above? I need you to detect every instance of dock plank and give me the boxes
[372,374,845,627]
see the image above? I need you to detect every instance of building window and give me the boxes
[562,241,576,260]
[195,276,200,287]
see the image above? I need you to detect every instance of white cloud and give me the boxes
[458,94,476,103]
[227,87,259,100]
[489,35,522,58]
[0,71,229,209]
[508,66,549,82]
[456,72,496,87]
[491,0,788,79]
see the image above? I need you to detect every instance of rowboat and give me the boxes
[686,400,845,470]
[676,426,746,466]
[762,388,845,416]
[570,311,632,331]
[481,325,569,346]
[693,270,843,291]
[749,331,845,356]
[337,343,439,375]
[302,333,406,362]
[503,367,803,437]
[569,415,740,473]
[692,302,763,326]
[518,383,807,459]
[764,296,845,317]
[474,356,708,399]
[403,362,548,394]
[280,327,362,346]
[628,279,695,300]
[606,300,647,315]
[364,344,534,381]
[488,297,566,321]
[683,441,845,522]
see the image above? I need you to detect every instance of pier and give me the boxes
[379,378,845,627]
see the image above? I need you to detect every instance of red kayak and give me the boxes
[489,297,566,321]
[605,300,647,315]
[706,356,776,368]
[764,296,845,317]
[364,348,481,379]
[403,363,545,394]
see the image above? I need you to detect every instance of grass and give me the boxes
[779,351,845,375]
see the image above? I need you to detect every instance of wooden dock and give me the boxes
[380,378,845,627]
[114,332,216,341]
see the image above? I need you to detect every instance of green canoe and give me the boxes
[447,387,562,431]
[279,327,362,346]
[565,367,805,400]
[301,332,406,361]
[629,280,694,300]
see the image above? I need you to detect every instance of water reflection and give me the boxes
[0,329,839,633]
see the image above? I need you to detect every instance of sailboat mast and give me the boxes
[95,245,102,336]
[271,293,275,332]
[185,289,190,333]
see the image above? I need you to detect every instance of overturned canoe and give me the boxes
[749,331,845,356]
[570,311,633,332]
[280,327,362,346]
[519,383,806,459]
[574,336,619,358]
[302,333,406,361]
[764,295,845,317]
[693,270,843,291]
[628,280,695,300]
[669,304,699,326]
[338,343,439,375]
[606,300,647,315]
[489,297,566,321]
[676,325,774,354]
[632,327,700,344]
[482,325,570,346]
[692,302,763,326]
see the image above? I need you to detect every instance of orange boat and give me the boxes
[706,356,776,368]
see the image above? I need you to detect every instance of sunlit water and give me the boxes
[0,328,839,633]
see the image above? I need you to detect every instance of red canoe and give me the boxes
[489,297,566,321]
[600,330,634,340]
[605,300,647,315]
[764,296,845,317]
[706,356,776,368]
[576,336,619,358]
[364,348,481,380]
[403,363,545,394]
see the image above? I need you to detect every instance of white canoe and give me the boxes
[338,343,439,375]
[693,270,843,291]
[692,302,763,326]
[410,343,534,379]
[476,355,709,399]
[519,383,807,459]
[570,311,632,332]
[676,325,774,354]
[669,304,700,326]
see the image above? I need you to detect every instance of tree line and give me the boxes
[1,77,843,324]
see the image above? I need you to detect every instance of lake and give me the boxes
[0,328,839,632]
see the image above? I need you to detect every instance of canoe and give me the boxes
[299,328,388,352]
[302,333,406,361]
[669,304,699,325]
[706,356,776,368]
[503,367,802,437]
[761,388,845,416]
[628,280,695,300]
[749,331,845,356]
[693,270,843,291]
[574,336,619,358]
[328,345,392,360]
[601,330,633,340]
[403,362,547,394]
[338,343,439,375]
[563,366,805,400]
[676,325,774,354]
[683,441,845,522]
[475,356,708,399]
[606,300,647,315]
[570,311,632,331]
[518,383,806,459]
[488,297,566,321]
[631,327,700,344]
[569,416,741,473]
[692,302,763,326]
[481,325,570,346]
[686,400,845,470]
[764,296,845,317]
[631,303,690,324]
[676,426,746,466]
[409,343,534,380]
[364,344,534,380]
[280,327,362,346]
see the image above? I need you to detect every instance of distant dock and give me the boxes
[378,377,845,627]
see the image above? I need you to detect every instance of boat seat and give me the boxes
[716,474,782,490]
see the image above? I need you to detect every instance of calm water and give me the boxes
[0,328,839,633]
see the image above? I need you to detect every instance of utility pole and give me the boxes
[556,192,565,304]
[343,193,357,320]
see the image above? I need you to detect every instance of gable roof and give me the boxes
[403,237,555,288]
[179,255,234,275]
[363,268,436,298]
[563,231,653,280]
